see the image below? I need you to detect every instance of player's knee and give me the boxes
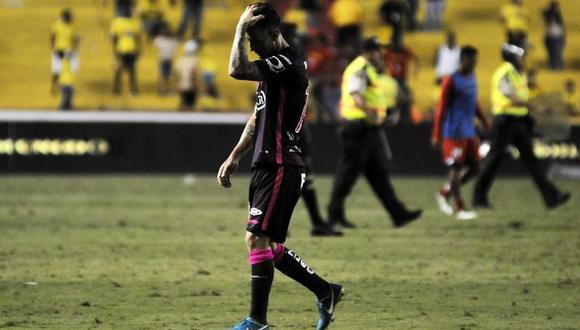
[245,232,270,250]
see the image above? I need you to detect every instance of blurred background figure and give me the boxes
[328,0,364,59]
[137,0,169,39]
[307,34,340,123]
[564,79,578,116]
[500,0,529,47]
[424,0,446,31]
[384,41,420,124]
[543,0,565,70]
[110,10,142,95]
[405,0,419,32]
[154,25,178,95]
[56,51,75,111]
[177,0,204,40]
[175,40,199,111]
[379,0,407,46]
[527,68,543,100]
[114,0,135,17]
[433,30,459,84]
[50,8,79,96]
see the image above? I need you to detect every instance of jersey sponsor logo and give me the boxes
[249,207,263,217]
[265,56,286,73]
[255,90,266,112]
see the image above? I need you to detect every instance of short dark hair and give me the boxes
[247,2,281,34]
[460,45,478,60]
[61,8,72,22]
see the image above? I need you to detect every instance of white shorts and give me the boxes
[51,51,80,74]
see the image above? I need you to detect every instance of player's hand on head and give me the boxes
[238,4,265,28]
[217,157,238,188]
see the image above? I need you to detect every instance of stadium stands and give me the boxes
[0,0,578,121]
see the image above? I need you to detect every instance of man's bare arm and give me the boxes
[217,115,256,188]
[228,5,264,81]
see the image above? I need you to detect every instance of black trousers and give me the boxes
[328,121,407,223]
[473,115,560,206]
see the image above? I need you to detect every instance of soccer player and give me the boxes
[217,4,343,330]
[431,46,490,220]
[473,43,570,209]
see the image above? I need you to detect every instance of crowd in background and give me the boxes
[49,0,577,119]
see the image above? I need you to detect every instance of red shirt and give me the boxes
[384,45,416,80]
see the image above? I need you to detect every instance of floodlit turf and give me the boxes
[0,175,578,329]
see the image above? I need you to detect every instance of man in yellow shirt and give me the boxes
[473,43,570,209]
[328,37,422,229]
[110,12,142,95]
[50,8,79,95]
[500,0,529,47]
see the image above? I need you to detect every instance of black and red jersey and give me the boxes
[251,47,308,168]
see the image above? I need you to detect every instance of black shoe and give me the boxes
[328,218,356,229]
[473,199,493,209]
[393,209,422,228]
[311,223,344,237]
[547,191,571,209]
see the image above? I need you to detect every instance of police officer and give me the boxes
[327,37,422,229]
[473,43,570,209]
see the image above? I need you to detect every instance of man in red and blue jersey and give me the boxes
[431,46,490,220]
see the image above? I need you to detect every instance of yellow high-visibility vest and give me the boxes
[340,56,388,121]
[491,62,529,116]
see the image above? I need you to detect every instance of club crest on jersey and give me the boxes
[249,207,263,217]
[265,56,286,73]
[255,90,266,112]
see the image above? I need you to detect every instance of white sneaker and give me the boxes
[456,210,478,220]
[433,192,453,216]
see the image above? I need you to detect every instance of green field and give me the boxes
[0,175,578,330]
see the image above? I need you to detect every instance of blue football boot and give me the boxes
[228,317,269,330]
[316,283,344,330]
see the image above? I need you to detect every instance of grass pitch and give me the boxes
[0,175,578,329]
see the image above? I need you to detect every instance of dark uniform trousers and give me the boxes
[473,115,560,205]
[328,120,408,223]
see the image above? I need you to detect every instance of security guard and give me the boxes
[473,43,570,209]
[327,37,422,229]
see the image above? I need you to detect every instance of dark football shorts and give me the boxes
[247,165,306,243]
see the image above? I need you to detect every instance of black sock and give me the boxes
[249,250,274,325]
[302,187,325,226]
[273,245,330,300]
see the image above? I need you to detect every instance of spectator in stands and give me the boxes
[405,0,419,31]
[433,31,459,84]
[175,40,200,111]
[424,0,446,31]
[500,0,529,47]
[307,34,340,122]
[137,0,168,39]
[154,26,178,95]
[564,79,577,116]
[114,0,135,17]
[110,11,142,95]
[384,41,420,124]
[328,0,364,58]
[50,9,79,96]
[543,1,565,70]
[177,0,204,40]
[379,0,407,46]
[527,68,543,100]
[56,51,75,111]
